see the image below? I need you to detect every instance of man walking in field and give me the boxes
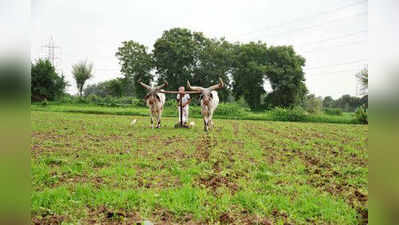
[176,86,191,128]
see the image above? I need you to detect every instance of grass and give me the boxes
[31,103,359,124]
[32,111,368,224]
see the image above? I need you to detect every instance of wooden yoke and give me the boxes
[159,90,202,94]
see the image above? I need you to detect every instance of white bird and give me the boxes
[142,221,154,225]
[130,119,137,126]
[189,121,195,127]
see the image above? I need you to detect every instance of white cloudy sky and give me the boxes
[31,0,368,98]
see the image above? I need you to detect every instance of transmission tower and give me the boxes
[41,36,60,67]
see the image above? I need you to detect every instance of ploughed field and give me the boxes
[32,111,368,225]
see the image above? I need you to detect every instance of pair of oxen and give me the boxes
[139,79,224,131]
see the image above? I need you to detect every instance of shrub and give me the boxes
[41,99,48,106]
[117,96,134,105]
[164,99,177,107]
[76,97,89,104]
[269,107,307,122]
[355,105,368,124]
[324,108,343,116]
[216,103,247,116]
[60,95,147,107]
[131,98,141,106]
[134,98,147,107]
[103,95,114,104]
[304,94,322,114]
[58,95,74,104]
[237,96,249,108]
[87,94,99,103]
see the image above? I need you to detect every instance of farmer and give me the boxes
[176,86,191,128]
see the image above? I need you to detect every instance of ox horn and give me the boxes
[187,80,204,91]
[155,81,168,90]
[208,78,224,91]
[138,80,152,90]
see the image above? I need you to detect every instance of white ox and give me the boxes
[139,81,167,129]
[187,78,224,131]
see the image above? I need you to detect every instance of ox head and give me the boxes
[139,80,168,104]
[187,78,224,105]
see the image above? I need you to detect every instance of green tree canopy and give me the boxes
[322,96,334,108]
[231,42,268,109]
[303,94,323,113]
[191,38,234,101]
[72,61,93,97]
[356,66,368,96]
[117,27,308,108]
[264,45,307,108]
[231,43,307,109]
[84,78,123,97]
[115,41,153,99]
[321,95,364,112]
[153,28,234,101]
[333,94,363,112]
[31,58,67,101]
[152,28,200,91]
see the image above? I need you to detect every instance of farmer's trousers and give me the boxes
[178,106,189,123]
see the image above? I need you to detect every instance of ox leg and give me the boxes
[203,118,208,132]
[156,113,161,128]
[209,113,214,129]
[150,116,154,129]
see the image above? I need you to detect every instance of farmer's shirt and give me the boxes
[177,94,190,109]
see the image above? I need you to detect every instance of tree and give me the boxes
[264,45,307,108]
[334,94,362,112]
[191,38,234,102]
[107,78,123,97]
[303,94,322,113]
[72,61,93,97]
[31,58,67,101]
[231,43,307,109]
[356,66,368,95]
[231,42,268,109]
[360,95,368,108]
[117,27,307,108]
[153,28,233,101]
[115,41,153,99]
[323,96,334,108]
[153,28,199,91]
[84,82,107,97]
[355,66,368,109]
[84,78,124,97]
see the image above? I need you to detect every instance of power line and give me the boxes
[305,59,367,70]
[296,29,367,47]
[307,68,363,77]
[300,39,367,54]
[95,68,121,71]
[234,0,367,38]
[243,11,367,39]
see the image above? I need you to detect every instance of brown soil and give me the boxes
[32,214,65,225]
